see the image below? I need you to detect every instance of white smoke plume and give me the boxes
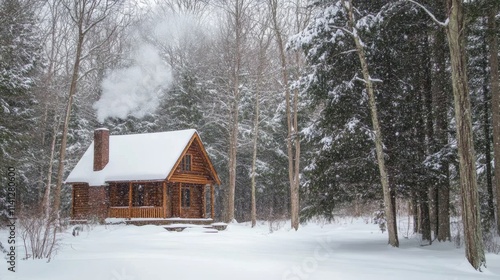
[93,43,172,123]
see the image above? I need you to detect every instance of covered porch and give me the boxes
[107,181,215,219]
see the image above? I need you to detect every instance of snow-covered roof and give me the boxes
[65,129,197,186]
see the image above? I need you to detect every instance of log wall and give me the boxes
[171,183,180,217]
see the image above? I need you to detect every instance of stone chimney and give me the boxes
[93,128,109,171]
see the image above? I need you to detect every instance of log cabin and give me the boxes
[65,128,221,224]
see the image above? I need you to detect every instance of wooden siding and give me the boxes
[170,139,217,184]
[171,183,181,217]
[72,184,89,219]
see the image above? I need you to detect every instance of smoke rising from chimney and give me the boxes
[93,43,172,123]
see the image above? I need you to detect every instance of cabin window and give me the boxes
[111,183,129,207]
[181,154,192,171]
[181,187,191,208]
[132,184,145,207]
[144,183,162,207]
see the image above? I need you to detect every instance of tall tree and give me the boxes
[224,0,247,223]
[488,0,500,235]
[268,0,301,230]
[445,0,485,269]
[343,0,398,247]
[53,0,120,220]
[432,27,451,242]
[0,0,42,217]
[250,10,272,228]
[409,0,486,269]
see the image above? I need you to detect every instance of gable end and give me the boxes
[167,133,221,185]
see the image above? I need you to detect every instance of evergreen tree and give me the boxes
[0,0,42,218]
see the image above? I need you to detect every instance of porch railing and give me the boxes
[108,206,163,218]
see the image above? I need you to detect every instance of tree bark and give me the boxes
[39,1,62,217]
[225,0,245,223]
[41,118,60,219]
[53,17,84,219]
[250,85,259,227]
[250,38,268,228]
[482,36,495,227]
[345,0,398,247]
[419,190,432,242]
[412,195,419,233]
[421,36,433,243]
[445,0,485,270]
[53,0,118,221]
[432,27,451,242]
[269,0,300,230]
[488,3,500,236]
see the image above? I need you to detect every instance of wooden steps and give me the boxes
[164,222,227,233]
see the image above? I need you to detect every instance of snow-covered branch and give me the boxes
[406,0,448,27]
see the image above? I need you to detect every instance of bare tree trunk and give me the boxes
[41,119,60,219]
[249,19,272,227]
[488,4,500,236]
[292,56,301,230]
[419,190,432,242]
[53,0,118,220]
[226,0,245,223]
[53,24,84,220]
[344,0,398,247]
[445,0,485,270]
[39,0,63,217]
[227,98,238,223]
[433,27,451,242]
[250,48,266,228]
[482,38,495,227]
[250,86,259,227]
[269,0,300,230]
[412,195,419,233]
[420,42,433,243]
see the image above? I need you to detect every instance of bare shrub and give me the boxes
[266,207,288,233]
[18,210,60,261]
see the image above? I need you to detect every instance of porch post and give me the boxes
[128,182,132,219]
[71,187,75,219]
[163,181,167,218]
[178,183,182,218]
[202,185,206,218]
[210,183,214,219]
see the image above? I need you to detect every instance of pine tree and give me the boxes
[0,0,42,217]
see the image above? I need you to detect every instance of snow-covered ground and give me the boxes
[1,218,499,280]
